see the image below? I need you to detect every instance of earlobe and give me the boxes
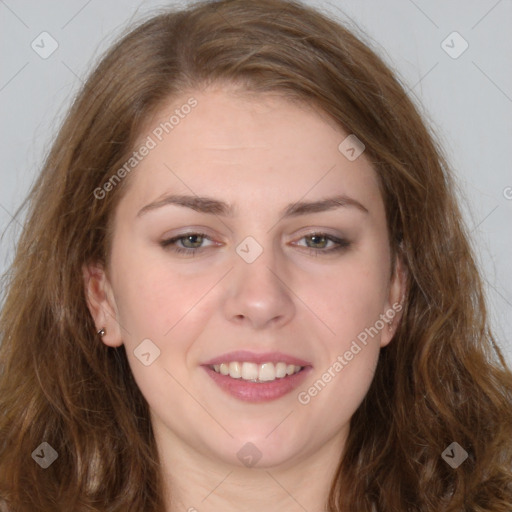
[82,263,123,347]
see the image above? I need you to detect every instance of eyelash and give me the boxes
[160,232,351,257]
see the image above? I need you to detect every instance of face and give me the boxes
[84,86,404,470]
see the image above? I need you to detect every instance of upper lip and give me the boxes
[202,350,312,367]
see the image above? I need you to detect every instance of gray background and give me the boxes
[1,0,511,364]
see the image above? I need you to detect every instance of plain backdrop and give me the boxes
[0,0,511,365]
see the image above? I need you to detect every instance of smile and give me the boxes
[210,361,303,382]
[203,364,312,403]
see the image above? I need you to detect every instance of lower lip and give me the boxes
[202,365,312,403]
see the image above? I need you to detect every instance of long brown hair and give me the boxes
[1,1,511,510]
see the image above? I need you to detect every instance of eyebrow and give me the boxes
[136,193,369,219]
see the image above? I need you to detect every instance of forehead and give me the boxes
[119,87,383,217]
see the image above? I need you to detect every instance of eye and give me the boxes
[160,232,216,257]
[160,231,351,258]
[293,233,351,255]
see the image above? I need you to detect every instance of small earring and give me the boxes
[97,328,106,337]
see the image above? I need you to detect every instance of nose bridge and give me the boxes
[223,235,295,329]
[236,240,279,290]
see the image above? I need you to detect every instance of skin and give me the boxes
[84,86,405,512]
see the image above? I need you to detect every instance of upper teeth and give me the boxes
[212,362,303,382]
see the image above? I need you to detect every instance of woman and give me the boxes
[1,0,511,510]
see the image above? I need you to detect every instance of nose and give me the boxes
[222,242,296,330]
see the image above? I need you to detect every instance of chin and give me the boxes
[211,433,306,470]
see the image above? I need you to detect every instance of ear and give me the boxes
[380,253,407,348]
[82,262,123,347]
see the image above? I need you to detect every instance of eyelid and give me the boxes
[290,232,350,252]
[160,230,351,257]
[287,227,345,242]
[160,231,217,248]
[291,233,342,248]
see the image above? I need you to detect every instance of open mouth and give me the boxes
[209,361,304,383]
[203,362,311,403]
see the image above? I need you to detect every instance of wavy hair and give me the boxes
[1,0,511,510]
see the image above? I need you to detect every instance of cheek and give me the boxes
[297,343,380,442]
[297,264,387,409]
[116,267,205,333]
[295,252,389,407]
[295,252,390,428]
[110,256,213,412]
[111,248,218,372]
[302,255,390,345]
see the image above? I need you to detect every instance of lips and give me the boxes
[201,350,313,403]
[203,364,312,402]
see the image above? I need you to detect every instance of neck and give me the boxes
[157,430,346,512]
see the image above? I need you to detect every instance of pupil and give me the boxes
[310,235,325,248]
[185,235,202,248]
